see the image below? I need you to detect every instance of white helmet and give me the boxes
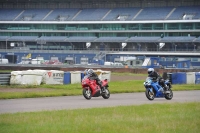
[147,68,154,75]
[87,69,94,76]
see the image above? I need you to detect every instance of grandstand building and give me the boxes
[0,0,200,67]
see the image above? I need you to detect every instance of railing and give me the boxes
[0,49,100,54]
[0,48,199,53]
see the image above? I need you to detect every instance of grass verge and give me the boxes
[0,102,199,133]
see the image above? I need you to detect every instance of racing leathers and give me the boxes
[88,72,105,92]
[148,71,167,92]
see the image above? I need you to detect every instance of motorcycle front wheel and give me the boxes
[83,89,92,100]
[102,87,110,99]
[145,88,155,100]
[165,88,173,100]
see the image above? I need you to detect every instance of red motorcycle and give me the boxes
[81,76,110,100]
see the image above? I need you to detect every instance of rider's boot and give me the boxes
[98,81,105,93]
[100,85,105,93]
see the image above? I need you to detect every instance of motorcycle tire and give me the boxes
[145,88,155,100]
[102,88,110,99]
[164,88,173,100]
[83,89,92,100]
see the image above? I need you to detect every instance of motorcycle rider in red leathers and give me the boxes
[86,69,105,93]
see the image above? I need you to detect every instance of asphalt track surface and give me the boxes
[0,90,200,114]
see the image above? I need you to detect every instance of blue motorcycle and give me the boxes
[143,77,173,100]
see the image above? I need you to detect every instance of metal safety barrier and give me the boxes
[0,73,11,85]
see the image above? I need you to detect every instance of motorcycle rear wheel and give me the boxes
[165,89,173,100]
[145,89,155,100]
[102,88,110,99]
[83,89,92,100]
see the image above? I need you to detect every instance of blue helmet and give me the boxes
[147,68,154,75]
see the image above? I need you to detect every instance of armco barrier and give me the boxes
[195,72,200,84]
[0,72,11,85]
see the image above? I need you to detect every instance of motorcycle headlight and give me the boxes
[144,81,151,86]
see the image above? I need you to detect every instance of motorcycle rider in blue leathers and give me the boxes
[147,68,167,93]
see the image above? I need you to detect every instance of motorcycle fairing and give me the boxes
[88,80,101,96]
[93,89,101,97]
[146,87,153,93]
[102,79,108,87]
[153,83,165,97]
[145,77,164,97]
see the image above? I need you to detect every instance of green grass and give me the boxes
[0,102,199,133]
[0,70,12,73]
[112,72,146,76]
[0,80,200,99]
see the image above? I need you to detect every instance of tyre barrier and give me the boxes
[8,69,111,85]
